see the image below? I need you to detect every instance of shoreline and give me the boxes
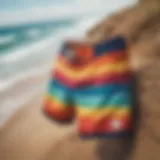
[0,92,74,160]
[0,70,50,128]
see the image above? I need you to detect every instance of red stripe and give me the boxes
[78,116,133,134]
[54,70,131,88]
[44,101,74,121]
[58,51,127,67]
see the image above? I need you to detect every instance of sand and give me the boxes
[0,72,133,160]
[0,94,74,160]
[0,93,135,160]
[0,62,160,160]
[0,1,160,157]
[0,72,75,160]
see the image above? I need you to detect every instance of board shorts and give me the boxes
[43,36,134,138]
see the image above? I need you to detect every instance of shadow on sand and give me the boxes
[96,77,140,160]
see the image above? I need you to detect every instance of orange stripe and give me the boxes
[55,60,129,80]
[44,103,74,121]
[77,107,131,122]
[44,96,65,110]
[57,50,127,70]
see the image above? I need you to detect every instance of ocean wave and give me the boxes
[0,25,72,63]
[0,65,50,92]
[27,28,41,38]
[0,16,101,90]
[0,34,15,45]
[0,37,55,63]
[0,15,102,63]
[0,17,101,88]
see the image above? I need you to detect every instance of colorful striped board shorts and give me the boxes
[43,36,134,138]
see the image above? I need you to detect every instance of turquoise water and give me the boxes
[0,14,102,81]
[0,19,75,54]
[0,19,77,81]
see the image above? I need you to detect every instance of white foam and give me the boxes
[0,87,43,127]
[0,15,102,64]
[0,26,72,63]
[0,65,50,93]
[27,28,41,38]
[0,16,102,92]
[0,36,55,63]
[0,34,15,45]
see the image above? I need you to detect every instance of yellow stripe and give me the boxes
[46,95,66,109]
[77,107,131,119]
[56,60,129,80]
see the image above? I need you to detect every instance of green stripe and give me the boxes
[75,93,132,108]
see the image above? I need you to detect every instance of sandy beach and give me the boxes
[0,91,133,160]
[0,90,75,160]
[0,71,133,160]
[0,62,160,160]
[0,87,160,160]
[0,0,160,158]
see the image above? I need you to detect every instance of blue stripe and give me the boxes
[48,86,67,101]
[48,84,71,103]
[48,85,132,108]
[49,79,132,95]
[94,36,126,56]
[75,92,132,108]
[59,36,126,57]
[47,79,132,108]
[48,80,72,104]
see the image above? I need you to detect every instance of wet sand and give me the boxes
[0,93,74,160]
[0,73,49,127]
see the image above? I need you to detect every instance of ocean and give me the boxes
[0,14,103,127]
[0,19,74,81]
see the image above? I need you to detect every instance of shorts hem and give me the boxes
[42,108,73,124]
[79,131,132,139]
